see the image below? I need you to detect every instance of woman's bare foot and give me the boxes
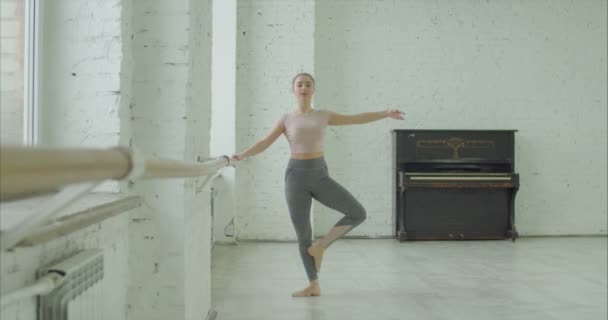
[291,281,321,297]
[307,243,325,272]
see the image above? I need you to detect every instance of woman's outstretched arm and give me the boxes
[328,109,404,126]
[232,121,284,161]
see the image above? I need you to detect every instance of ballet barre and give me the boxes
[0,146,236,201]
[0,145,237,251]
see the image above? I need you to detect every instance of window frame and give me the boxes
[22,0,39,145]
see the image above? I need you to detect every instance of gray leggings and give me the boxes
[285,157,367,281]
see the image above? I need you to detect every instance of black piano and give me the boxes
[393,130,520,241]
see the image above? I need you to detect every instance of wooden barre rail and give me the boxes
[0,146,233,201]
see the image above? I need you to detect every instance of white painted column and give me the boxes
[123,0,214,319]
[211,0,237,244]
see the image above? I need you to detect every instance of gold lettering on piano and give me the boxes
[417,138,495,159]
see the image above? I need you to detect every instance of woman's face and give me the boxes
[292,75,315,99]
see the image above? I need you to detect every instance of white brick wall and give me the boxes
[0,0,24,145]
[35,0,125,193]
[37,0,123,149]
[235,0,607,239]
[315,0,607,236]
[235,0,316,240]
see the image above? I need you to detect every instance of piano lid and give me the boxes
[394,130,516,172]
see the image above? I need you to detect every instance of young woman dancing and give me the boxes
[233,73,405,297]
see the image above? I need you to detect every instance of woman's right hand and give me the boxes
[386,109,405,120]
[231,154,242,161]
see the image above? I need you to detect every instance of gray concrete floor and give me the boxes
[211,237,607,320]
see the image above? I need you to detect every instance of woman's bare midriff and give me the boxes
[290,152,324,160]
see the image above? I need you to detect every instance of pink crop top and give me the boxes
[280,110,331,153]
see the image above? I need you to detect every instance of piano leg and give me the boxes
[398,187,409,242]
[508,186,520,242]
[398,231,407,242]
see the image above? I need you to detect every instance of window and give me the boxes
[1,0,38,145]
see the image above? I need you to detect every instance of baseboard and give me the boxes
[232,236,394,243]
[216,234,607,245]
[520,234,607,238]
[235,238,296,243]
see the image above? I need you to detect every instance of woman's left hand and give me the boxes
[386,109,405,120]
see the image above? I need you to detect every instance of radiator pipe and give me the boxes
[0,272,63,310]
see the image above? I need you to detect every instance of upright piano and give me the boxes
[393,130,520,241]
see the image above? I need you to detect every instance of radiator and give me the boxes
[38,249,104,320]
